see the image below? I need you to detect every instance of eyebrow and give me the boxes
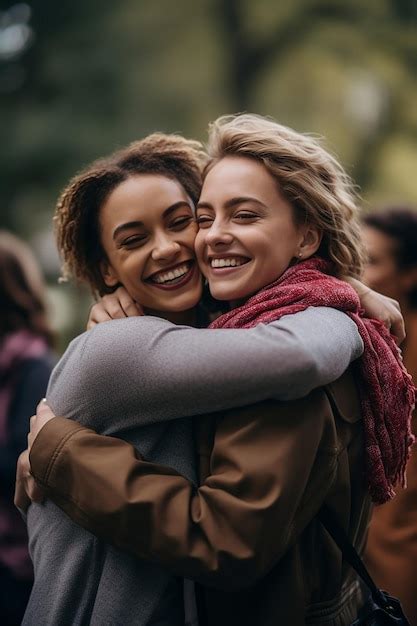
[196,196,267,211]
[112,201,193,240]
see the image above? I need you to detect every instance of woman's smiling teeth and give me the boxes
[210,257,249,268]
[150,263,191,284]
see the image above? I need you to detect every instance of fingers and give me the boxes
[28,401,56,451]
[386,299,406,344]
[391,314,406,345]
[28,417,35,450]
[377,296,406,344]
[388,297,401,312]
[357,287,406,345]
[14,450,42,511]
[36,398,52,416]
[14,450,45,511]
[27,477,45,504]
[14,450,30,511]
[15,402,53,512]
[87,304,113,330]
[14,474,32,512]
[87,288,143,330]
[104,296,130,320]
[116,288,144,317]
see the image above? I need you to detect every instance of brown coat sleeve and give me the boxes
[30,393,338,589]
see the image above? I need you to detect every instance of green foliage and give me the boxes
[1,0,416,341]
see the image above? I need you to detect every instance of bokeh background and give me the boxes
[1,0,417,349]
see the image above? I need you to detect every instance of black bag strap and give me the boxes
[318,504,389,608]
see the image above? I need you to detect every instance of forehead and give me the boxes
[99,174,190,226]
[201,156,279,201]
[105,174,188,209]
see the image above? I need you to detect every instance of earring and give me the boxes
[298,251,303,259]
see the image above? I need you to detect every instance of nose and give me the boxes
[204,219,234,248]
[151,234,181,262]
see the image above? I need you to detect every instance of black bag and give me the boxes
[318,505,410,625]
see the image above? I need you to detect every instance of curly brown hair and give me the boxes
[54,133,207,296]
[205,114,365,278]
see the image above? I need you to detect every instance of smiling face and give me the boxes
[99,174,202,315]
[195,156,320,304]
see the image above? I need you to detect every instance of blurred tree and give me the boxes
[212,0,361,110]
[211,0,417,192]
[0,0,416,342]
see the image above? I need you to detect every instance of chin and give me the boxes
[164,296,201,313]
[209,286,248,303]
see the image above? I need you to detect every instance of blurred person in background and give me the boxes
[363,207,417,625]
[0,231,55,626]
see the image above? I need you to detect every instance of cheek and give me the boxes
[256,236,298,279]
[184,228,198,250]
[117,251,147,281]
[255,231,294,261]
[178,223,198,253]
[194,230,206,259]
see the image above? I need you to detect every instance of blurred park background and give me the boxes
[1,0,417,350]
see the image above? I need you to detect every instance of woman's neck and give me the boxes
[144,307,198,327]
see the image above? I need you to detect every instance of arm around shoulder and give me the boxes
[30,392,338,589]
[46,309,362,433]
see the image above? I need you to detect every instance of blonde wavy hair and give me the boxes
[205,114,365,278]
[54,133,207,296]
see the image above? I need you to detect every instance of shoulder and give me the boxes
[215,369,361,455]
[324,368,362,445]
[213,389,335,454]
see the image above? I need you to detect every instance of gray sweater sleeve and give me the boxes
[47,307,363,435]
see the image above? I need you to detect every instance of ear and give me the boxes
[298,225,322,259]
[100,259,120,288]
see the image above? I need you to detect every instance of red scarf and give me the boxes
[210,257,415,504]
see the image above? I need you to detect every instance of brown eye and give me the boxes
[234,212,258,220]
[196,215,214,228]
[121,235,147,248]
[170,216,194,230]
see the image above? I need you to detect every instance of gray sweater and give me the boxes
[24,308,363,626]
